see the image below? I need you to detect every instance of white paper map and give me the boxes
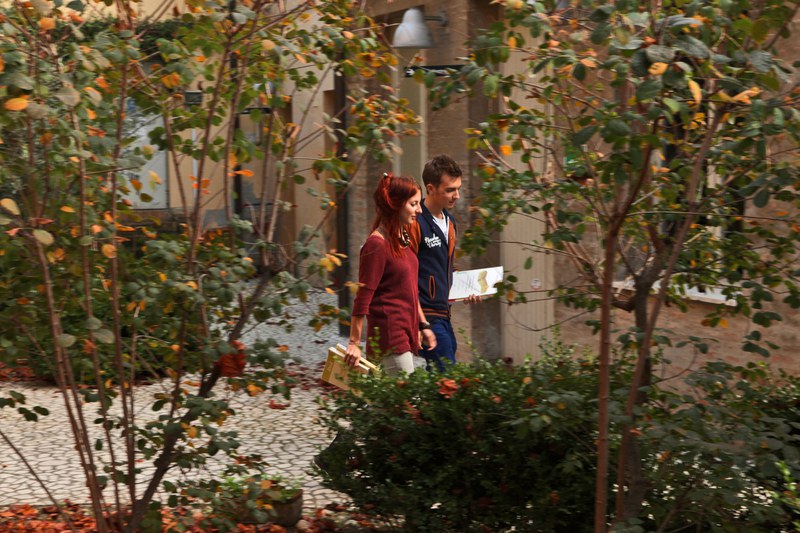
[448,266,504,301]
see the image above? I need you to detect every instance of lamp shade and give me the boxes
[392,7,434,49]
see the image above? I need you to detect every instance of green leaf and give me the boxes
[3,72,34,91]
[86,317,103,330]
[572,126,597,146]
[663,97,683,116]
[56,334,77,348]
[482,75,499,97]
[749,51,772,73]
[645,45,675,64]
[636,79,662,101]
[524,256,533,270]
[573,62,586,81]
[54,86,81,107]
[94,328,115,344]
[753,188,770,208]
[604,118,631,137]
[675,35,709,59]
[631,50,650,77]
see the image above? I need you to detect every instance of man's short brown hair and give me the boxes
[422,154,462,187]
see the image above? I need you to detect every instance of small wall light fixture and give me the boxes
[392,7,448,49]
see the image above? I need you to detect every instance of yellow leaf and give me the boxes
[327,253,342,267]
[718,318,728,328]
[688,80,702,106]
[83,86,102,104]
[4,97,30,112]
[60,206,75,213]
[101,244,117,258]
[247,384,264,396]
[500,145,512,156]
[648,62,668,76]
[261,39,276,51]
[1,198,21,216]
[325,287,336,295]
[508,36,517,48]
[91,224,103,234]
[149,170,161,185]
[33,229,54,246]
[342,30,355,39]
[185,280,198,290]
[158,272,167,282]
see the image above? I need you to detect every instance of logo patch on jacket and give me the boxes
[424,235,442,248]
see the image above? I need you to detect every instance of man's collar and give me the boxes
[423,197,446,219]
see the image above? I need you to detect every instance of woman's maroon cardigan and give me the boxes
[352,234,420,358]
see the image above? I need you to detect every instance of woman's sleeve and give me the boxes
[352,238,387,316]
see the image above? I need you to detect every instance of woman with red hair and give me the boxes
[345,173,437,375]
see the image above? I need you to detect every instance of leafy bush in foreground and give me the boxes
[317,349,619,532]
[317,351,800,532]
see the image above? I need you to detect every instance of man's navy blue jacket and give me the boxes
[409,202,457,322]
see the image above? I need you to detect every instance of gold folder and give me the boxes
[320,343,378,390]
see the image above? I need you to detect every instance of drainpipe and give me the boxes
[334,62,350,337]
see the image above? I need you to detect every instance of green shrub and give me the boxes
[317,350,800,532]
[635,362,800,532]
[316,347,625,532]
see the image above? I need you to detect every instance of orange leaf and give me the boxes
[648,62,668,76]
[101,243,117,258]
[215,352,246,377]
[499,145,512,156]
[38,17,55,30]
[60,206,75,213]
[234,169,254,177]
[4,96,29,111]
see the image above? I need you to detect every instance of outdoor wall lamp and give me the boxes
[392,7,448,49]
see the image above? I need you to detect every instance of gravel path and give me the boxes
[0,289,350,516]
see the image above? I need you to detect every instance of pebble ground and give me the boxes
[0,289,350,516]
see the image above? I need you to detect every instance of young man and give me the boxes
[409,155,477,372]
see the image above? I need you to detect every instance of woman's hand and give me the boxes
[420,328,437,350]
[345,343,362,368]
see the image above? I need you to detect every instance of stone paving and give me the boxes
[0,290,350,515]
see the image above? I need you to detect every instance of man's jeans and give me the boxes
[422,318,457,372]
